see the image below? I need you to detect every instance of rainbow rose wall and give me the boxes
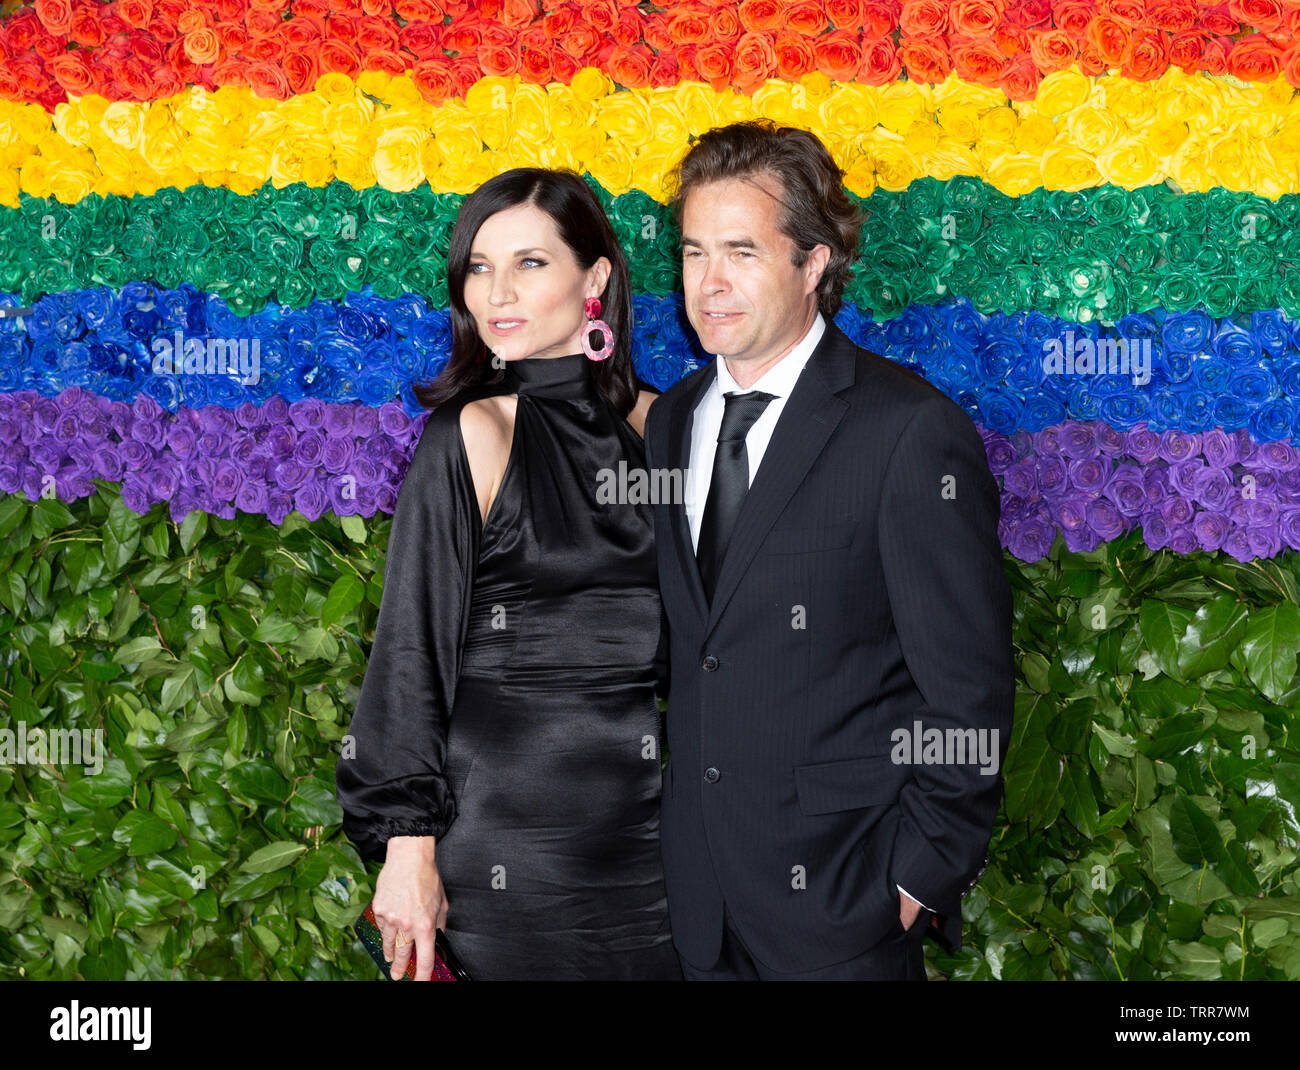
[1,0,1299,981]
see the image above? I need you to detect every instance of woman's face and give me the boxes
[463,202,612,364]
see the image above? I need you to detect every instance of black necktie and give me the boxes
[696,390,776,603]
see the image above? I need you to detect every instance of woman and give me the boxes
[335,168,681,980]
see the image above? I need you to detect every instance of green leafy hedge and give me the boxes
[1,485,1298,979]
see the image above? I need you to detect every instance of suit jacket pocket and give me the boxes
[794,754,906,815]
[759,521,855,555]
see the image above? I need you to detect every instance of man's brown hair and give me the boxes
[665,119,864,319]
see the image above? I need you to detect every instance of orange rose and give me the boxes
[694,44,734,92]
[1227,33,1284,79]
[738,0,784,33]
[643,12,673,52]
[483,23,517,46]
[395,0,444,19]
[733,30,777,92]
[995,26,1029,56]
[399,22,443,59]
[650,50,678,87]
[1285,45,1300,88]
[451,58,481,97]
[774,29,816,78]
[1076,41,1107,76]
[101,12,129,35]
[215,0,251,18]
[1120,28,1169,80]
[115,55,157,99]
[899,0,947,36]
[860,1,897,37]
[1052,2,1094,39]
[364,48,407,77]
[949,0,1000,37]
[479,43,520,77]
[520,24,548,49]
[668,8,712,46]
[560,27,598,58]
[212,58,252,88]
[1200,9,1240,35]
[812,28,863,81]
[581,0,621,36]
[950,36,1008,81]
[246,36,285,61]
[1148,0,1197,33]
[825,0,865,29]
[34,0,73,33]
[130,33,165,63]
[298,0,330,15]
[520,46,553,83]
[786,1,829,36]
[48,52,95,94]
[898,36,951,81]
[327,15,360,45]
[503,0,540,30]
[249,0,292,9]
[285,16,324,46]
[1289,6,1300,33]
[1,11,41,51]
[247,9,282,35]
[357,16,400,51]
[1029,29,1078,70]
[1167,30,1207,70]
[1007,0,1052,28]
[613,8,641,46]
[245,62,289,100]
[412,55,454,102]
[1106,0,1147,24]
[282,47,320,95]
[216,22,250,49]
[153,65,183,99]
[184,27,222,62]
[711,7,742,40]
[318,39,361,77]
[67,6,107,46]
[552,50,580,82]
[999,54,1041,102]
[444,23,481,54]
[1199,36,1232,75]
[1230,0,1283,33]
[1087,16,1130,64]
[860,36,901,85]
[119,0,155,30]
[544,5,576,37]
[611,44,654,87]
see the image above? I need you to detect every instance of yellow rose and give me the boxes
[875,83,925,135]
[1207,127,1267,192]
[923,140,979,182]
[632,149,678,203]
[356,70,392,99]
[870,134,921,191]
[1066,106,1123,155]
[1146,117,1189,158]
[750,82,799,124]
[97,101,146,151]
[269,135,315,187]
[374,126,429,192]
[597,91,655,149]
[819,86,877,144]
[570,67,614,104]
[0,166,18,208]
[717,87,754,125]
[510,83,551,144]
[52,101,91,146]
[979,106,1019,143]
[1039,144,1101,190]
[1033,70,1091,118]
[1257,75,1294,114]
[433,111,485,170]
[589,138,635,195]
[1013,114,1056,154]
[841,154,875,199]
[798,71,834,107]
[18,154,51,198]
[902,119,940,154]
[140,122,188,173]
[315,72,357,106]
[1100,78,1150,125]
[228,171,265,197]
[1268,116,1300,163]
[383,74,426,111]
[336,151,377,190]
[936,104,980,144]
[91,142,135,192]
[545,85,593,138]
[1095,138,1160,187]
[646,95,688,151]
[566,125,606,165]
[1167,75,1224,133]
[325,97,377,146]
[14,102,54,145]
[1168,133,1213,194]
[673,83,720,136]
[983,151,1044,199]
[466,76,514,117]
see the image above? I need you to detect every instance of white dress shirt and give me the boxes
[684,309,930,918]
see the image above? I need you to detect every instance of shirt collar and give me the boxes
[712,311,826,400]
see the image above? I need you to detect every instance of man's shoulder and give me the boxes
[647,361,712,430]
[838,332,971,427]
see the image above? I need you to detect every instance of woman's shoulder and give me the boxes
[627,385,659,439]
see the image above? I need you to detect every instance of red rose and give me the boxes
[503,0,540,30]
[297,0,331,16]
[995,25,1029,57]
[326,15,359,45]
[130,34,166,65]
[482,24,515,47]
[519,46,553,83]
[899,0,948,36]
[215,0,251,19]
[613,8,641,47]
[284,17,324,47]
[1005,0,1052,29]
[813,28,863,80]
[1284,43,1300,88]
[356,16,399,51]
[34,0,74,33]
[999,53,1041,101]
[399,22,442,58]
[859,2,897,38]
[1121,27,1169,80]
[786,1,829,37]
[245,36,284,61]
[282,47,319,94]
[1200,7,1240,35]
[609,44,653,87]
[67,6,107,47]
[450,57,480,97]
[1228,0,1283,32]
[860,36,901,85]
[48,52,95,95]
[1148,0,1197,33]
[115,55,158,99]
[694,43,734,92]
[100,14,130,35]
[950,36,1009,82]
[152,64,182,98]
[1087,16,1130,64]
[1029,28,1078,70]
[774,29,817,79]
[1,11,44,53]
[1167,29,1207,69]
[1199,36,1232,75]
[738,0,784,33]
[394,0,445,19]
[552,50,580,82]
[733,31,776,92]
[216,22,250,50]
[649,49,678,87]
[950,0,1001,37]
[212,58,252,89]
[145,16,177,40]
[118,0,155,30]
[899,36,952,82]
[560,26,598,59]
[479,43,520,76]
[1227,33,1284,79]
[317,39,361,77]
[364,48,407,77]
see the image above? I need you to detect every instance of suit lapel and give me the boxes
[666,322,857,640]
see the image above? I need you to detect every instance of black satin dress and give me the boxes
[336,352,681,980]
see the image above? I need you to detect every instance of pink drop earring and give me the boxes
[581,297,614,362]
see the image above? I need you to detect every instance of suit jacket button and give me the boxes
[704,767,720,783]
[701,654,719,671]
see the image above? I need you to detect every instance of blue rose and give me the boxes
[1097,390,1150,431]
[78,286,116,331]
[1251,310,1291,357]
[1248,399,1294,443]
[1212,395,1251,430]
[1178,390,1215,434]
[1162,310,1212,353]
[1020,395,1066,431]
[1212,322,1261,365]
[1193,357,1232,394]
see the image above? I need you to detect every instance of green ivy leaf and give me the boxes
[240,841,308,873]
[1237,603,1300,703]
[321,574,365,629]
[1169,793,1223,865]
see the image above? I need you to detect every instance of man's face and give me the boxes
[680,174,827,378]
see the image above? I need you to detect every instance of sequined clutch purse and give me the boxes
[354,901,472,981]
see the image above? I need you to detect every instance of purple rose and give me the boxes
[376,485,397,514]
[235,479,269,515]
[352,406,379,438]
[985,436,1016,474]
[290,398,326,431]
[1008,518,1054,562]
[1004,461,1037,498]
[1162,496,1193,527]
[1105,469,1147,517]
[121,473,153,515]
[1200,428,1237,468]
[1168,458,1206,499]
[1223,528,1252,562]
[148,459,180,500]
[1194,468,1233,511]
[1280,508,1300,550]
[293,429,325,467]
[1167,529,1197,554]
[1278,469,1300,502]
[293,480,328,521]
[267,488,294,526]
[1255,441,1298,471]
[212,460,242,501]
[378,402,412,439]
[1060,422,1099,460]
[1248,526,1281,558]
[1157,430,1198,464]
[1125,426,1161,464]
[323,405,356,437]
[321,437,356,474]
[229,430,257,466]
[357,484,379,514]
[1193,511,1229,551]
[1068,457,1108,493]
[264,396,289,424]
[257,424,295,459]
[119,439,153,472]
[352,457,381,486]
[198,407,236,435]
[1095,423,1126,456]
[1143,467,1170,508]
[235,401,267,429]
[33,399,60,435]
[93,446,125,481]
[273,458,311,491]
[1086,498,1125,539]
[1036,455,1068,495]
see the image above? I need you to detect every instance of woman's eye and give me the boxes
[521,258,545,268]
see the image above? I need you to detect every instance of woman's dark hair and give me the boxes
[413,168,638,415]
[665,119,863,320]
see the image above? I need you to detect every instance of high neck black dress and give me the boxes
[336,352,681,980]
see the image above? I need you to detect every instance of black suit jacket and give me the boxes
[644,319,1014,973]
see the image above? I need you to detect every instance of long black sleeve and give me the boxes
[335,404,481,863]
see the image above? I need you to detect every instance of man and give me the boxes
[645,120,1014,980]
